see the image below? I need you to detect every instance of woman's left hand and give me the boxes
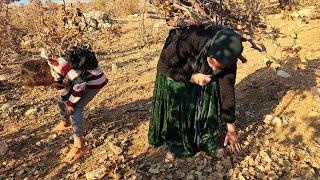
[224,123,242,153]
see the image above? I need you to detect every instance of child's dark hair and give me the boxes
[21,59,52,86]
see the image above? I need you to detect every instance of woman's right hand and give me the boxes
[189,73,212,86]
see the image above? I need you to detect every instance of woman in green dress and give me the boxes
[148,25,243,157]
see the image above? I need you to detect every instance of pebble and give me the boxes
[263,114,282,127]
[111,63,118,71]
[195,171,202,178]
[186,173,195,180]
[17,169,25,176]
[238,173,245,180]
[165,174,173,179]
[35,141,41,146]
[263,155,272,163]
[85,166,107,180]
[176,171,186,178]
[106,141,123,155]
[291,6,316,19]
[257,173,265,179]
[148,168,160,174]
[25,108,37,116]
[277,70,291,78]
[215,148,224,158]
[0,142,9,156]
[128,14,139,18]
[21,135,29,140]
[0,103,13,111]
[311,86,320,96]
[245,111,251,117]
[215,164,223,172]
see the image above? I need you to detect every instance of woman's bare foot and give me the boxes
[52,121,72,132]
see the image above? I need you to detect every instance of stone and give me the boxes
[263,114,273,124]
[309,111,320,117]
[0,74,9,81]
[107,141,123,155]
[148,168,160,174]
[111,63,118,71]
[277,70,291,78]
[153,21,166,29]
[176,171,186,178]
[311,86,320,96]
[245,111,251,117]
[278,158,284,166]
[283,160,291,167]
[247,156,254,167]
[263,114,282,127]
[292,45,302,53]
[227,169,234,177]
[204,167,213,173]
[186,173,195,180]
[131,14,139,18]
[25,108,37,116]
[291,6,317,19]
[50,134,57,140]
[215,164,223,172]
[221,157,232,169]
[17,169,25,176]
[0,174,6,179]
[35,141,41,146]
[195,171,202,178]
[85,166,107,180]
[238,173,245,180]
[215,148,224,158]
[100,23,111,29]
[296,150,306,161]
[0,142,9,156]
[0,103,13,111]
[257,172,265,179]
[294,63,307,70]
[165,174,173,179]
[150,176,157,180]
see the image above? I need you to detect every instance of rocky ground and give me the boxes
[0,3,320,180]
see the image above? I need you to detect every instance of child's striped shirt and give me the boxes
[48,57,107,107]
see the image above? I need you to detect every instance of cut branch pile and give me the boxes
[149,0,268,54]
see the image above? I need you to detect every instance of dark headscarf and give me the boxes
[192,27,243,75]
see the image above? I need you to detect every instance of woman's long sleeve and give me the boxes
[218,65,237,123]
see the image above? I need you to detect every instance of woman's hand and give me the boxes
[190,73,212,86]
[224,123,242,153]
[65,104,74,116]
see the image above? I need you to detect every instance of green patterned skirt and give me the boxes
[148,73,221,157]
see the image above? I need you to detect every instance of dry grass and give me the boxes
[91,0,141,17]
[0,1,125,63]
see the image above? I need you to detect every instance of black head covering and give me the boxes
[193,27,243,74]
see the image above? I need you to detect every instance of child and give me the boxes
[21,48,108,163]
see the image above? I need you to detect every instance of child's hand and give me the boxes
[65,105,74,115]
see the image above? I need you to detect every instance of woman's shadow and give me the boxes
[235,57,320,147]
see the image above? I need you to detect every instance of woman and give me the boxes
[148,25,243,157]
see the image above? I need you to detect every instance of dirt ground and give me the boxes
[0,3,320,180]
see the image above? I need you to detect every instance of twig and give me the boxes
[140,0,147,48]
[124,108,149,113]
